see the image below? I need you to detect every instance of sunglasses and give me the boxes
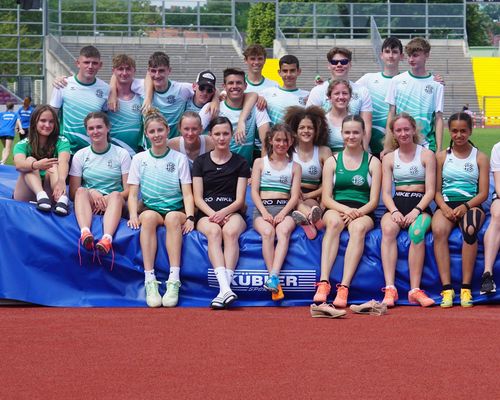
[198,85,214,94]
[330,59,350,66]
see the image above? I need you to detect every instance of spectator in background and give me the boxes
[16,96,35,140]
[0,102,16,165]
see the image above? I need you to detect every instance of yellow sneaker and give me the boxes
[440,289,455,308]
[460,288,473,307]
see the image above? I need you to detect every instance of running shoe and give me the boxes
[264,275,280,293]
[80,231,94,251]
[460,288,473,308]
[96,237,112,255]
[313,281,331,304]
[408,289,435,307]
[145,280,162,308]
[480,272,496,295]
[162,280,181,307]
[309,206,325,230]
[440,289,455,308]
[292,210,317,240]
[310,303,346,318]
[332,284,349,308]
[272,284,284,301]
[382,286,398,308]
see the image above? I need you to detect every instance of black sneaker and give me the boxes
[480,272,496,295]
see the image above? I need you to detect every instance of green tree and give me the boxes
[466,4,493,46]
[246,3,275,47]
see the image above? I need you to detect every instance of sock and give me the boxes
[81,227,91,234]
[57,194,69,205]
[215,267,231,294]
[102,233,112,242]
[144,269,156,282]
[36,191,49,201]
[225,269,235,287]
[168,267,180,282]
[442,284,453,291]
[461,283,472,290]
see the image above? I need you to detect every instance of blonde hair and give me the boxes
[385,112,423,151]
[144,108,170,136]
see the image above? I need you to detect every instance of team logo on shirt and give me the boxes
[280,175,289,184]
[299,97,307,106]
[425,85,433,95]
[166,162,176,172]
[410,166,419,175]
[308,166,318,176]
[132,104,141,112]
[96,89,104,98]
[394,163,401,170]
[166,95,176,104]
[107,160,113,168]
[351,175,365,186]
[352,93,359,100]
[464,162,474,173]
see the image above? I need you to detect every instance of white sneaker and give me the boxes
[162,280,181,307]
[145,280,162,308]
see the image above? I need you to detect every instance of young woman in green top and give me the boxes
[13,105,70,215]
[314,115,382,308]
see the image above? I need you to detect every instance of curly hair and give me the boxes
[283,105,328,147]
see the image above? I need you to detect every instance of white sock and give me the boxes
[81,227,91,234]
[168,267,180,282]
[215,267,231,294]
[225,269,235,287]
[36,191,49,201]
[102,233,112,242]
[57,195,69,205]
[144,269,156,282]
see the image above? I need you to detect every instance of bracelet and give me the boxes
[390,209,399,215]
[464,202,471,210]
[414,206,423,214]
[31,160,37,170]
[186,215,195,221]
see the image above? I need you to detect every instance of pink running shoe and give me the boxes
[292,210,317,240]
[408,289,435,307]
[381,287,398,308]
[313,281,331,303]
[332,284,349,308]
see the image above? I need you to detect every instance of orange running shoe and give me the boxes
[80,230,94,251]
[408,289,435,307]
[272,284,284,301]
[96,236,112,255]
[381,287,398,308]
[332,284,349,308]
[313,281,331,303]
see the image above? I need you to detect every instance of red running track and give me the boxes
[1,306,500,399]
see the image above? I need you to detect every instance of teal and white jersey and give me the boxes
[132,79,193,138]
[107,94,144,156]
[199,101,270,166]
[293,146,322,186]
[260,156,293,194]
[69,143,131,195]
[261,86,309,125]
[356,72,394,154]
[244,76,279,94]
[326,116,344,153]
[127,148,191,214]
[306,80,372,115]
[50,75,109,155]
[385,71,444,152]
[184,96,203,113]
[442,147,479,202]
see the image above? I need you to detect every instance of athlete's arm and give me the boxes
[435,111,444,152]
[53,151,70,200]
[359,156,381,216]
[360,110,372,149]
[127,184,141,229]
[181,183,195,234]
[383,105,397,157]
[235,92,258,144]
[108,75,118,112]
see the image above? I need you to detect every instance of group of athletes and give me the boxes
[7,36,500,313]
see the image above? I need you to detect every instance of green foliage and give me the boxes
[246,3,275,47]
[466,4,493,46]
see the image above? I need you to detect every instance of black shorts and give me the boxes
[195,196,247,222]
[392,191,432,216]
[444,201,484,213]
[335,200,375,223]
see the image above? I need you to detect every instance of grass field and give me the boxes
[2,128,499,166]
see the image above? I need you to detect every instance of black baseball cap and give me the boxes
[196,70,216,88]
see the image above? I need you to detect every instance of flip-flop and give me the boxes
[349,300,388,316]
[310,303,347,319]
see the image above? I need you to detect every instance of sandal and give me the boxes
[53,201,70,216]
[310,303,347,319]
[350,300,387,316]
[36,197,51,212]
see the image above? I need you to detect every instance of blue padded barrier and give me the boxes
[0,165,499,307]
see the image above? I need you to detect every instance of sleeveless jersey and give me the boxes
[333,151,371,204]
[293,146,322,186]
[326,116,344,153]
[260,156,293,194]
[442,147,479,202]
[107,94,144,156]
[393,145,426,186]
[179,135,207,170]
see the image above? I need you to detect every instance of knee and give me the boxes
[107,191,121,203]
[260,226,275,241]
[325,216,342,233]
[222,226,240,242]
[431,222,448,239]
[276,225,292,240]
[206,224,222,241]
[164,212,183,228]
[349,223,368,238]
[140,212,158,227]
[75,187,88,199]
[381,223,398,240]
[409,214,431,245]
